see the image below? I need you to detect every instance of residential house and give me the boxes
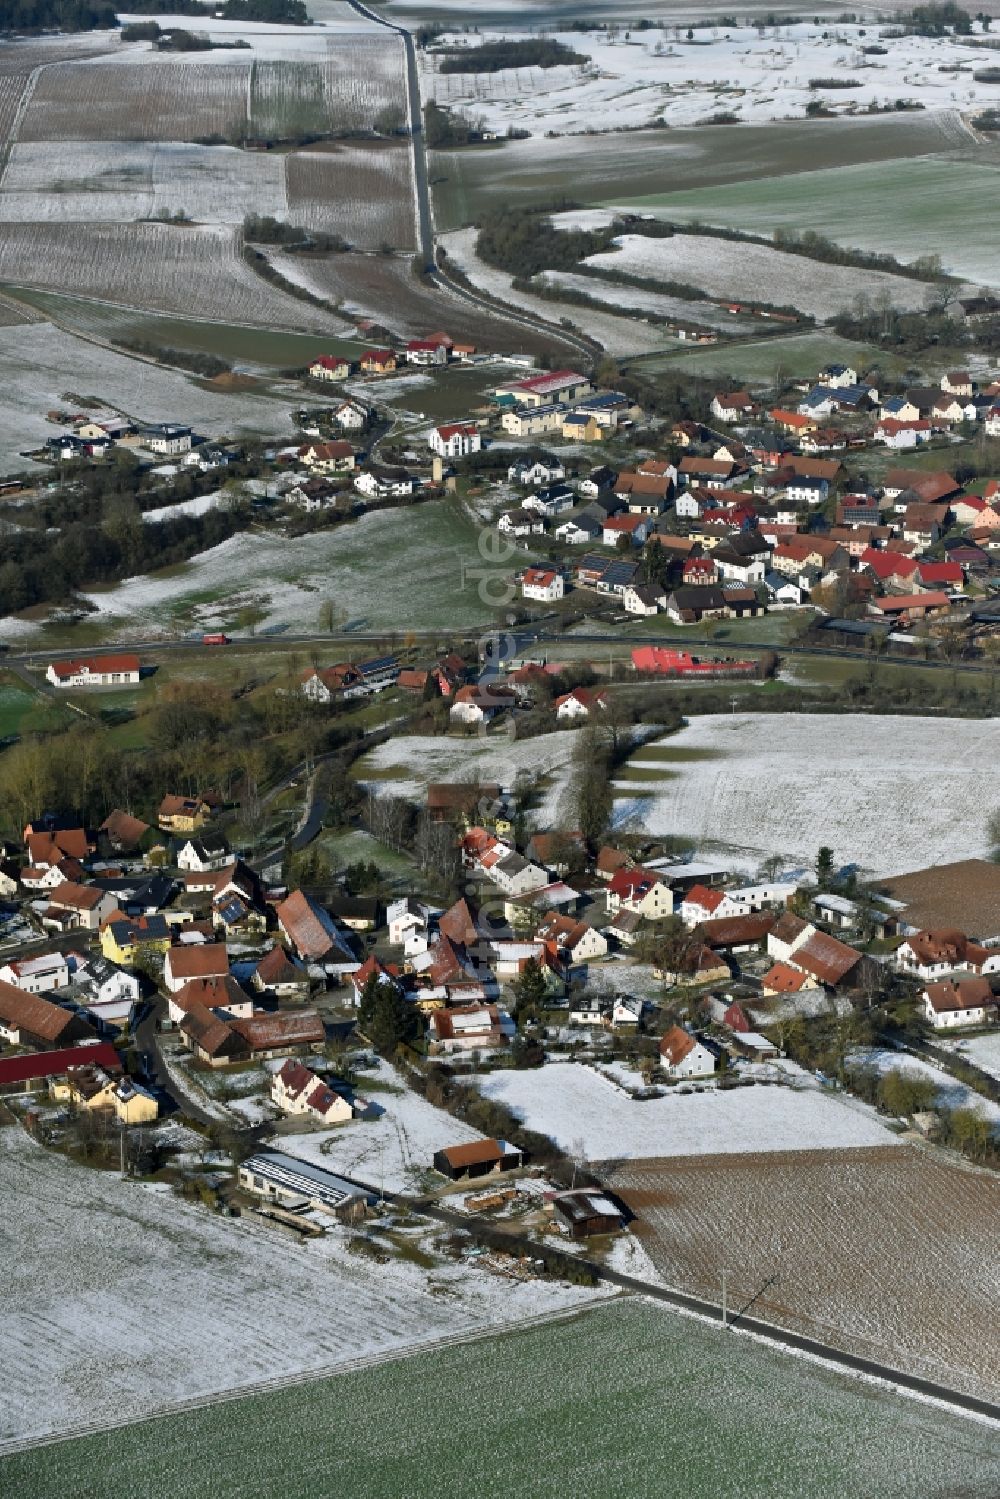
[509,459,566,486]
[354,468,414,500]
[308,354,351,382]
[554,687,607,721]
[271,1059,353,1122]
[450,684,518,725]
[498,507,545,538]
[500,403,566,438]
[429,423,481,459]
[158,795,211,835]
[163,942,229,995]
[680,884,742,928]
[535,911,607,964]
[494,370,592,408]
[521,567,565,602]
[100,913,172,966]
[298,440,355,474]
[137,424,192,455]
[622,581,667,616]
[360,349,396,374]
[523,483,575,519]
[176,831,232,873]
[276,889,352,963]
[99,809,151,855]
[607,867,673,921]
[167,973,253,1026]
[659,1025,719,1079]
[710,391,756,422]
[427,1004,504,1054]
[252,945,310,1000]
[406,337,449,366]
[44,881,117,932]
[0,953,70,995]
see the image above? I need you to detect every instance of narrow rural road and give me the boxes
[343,0,596,359]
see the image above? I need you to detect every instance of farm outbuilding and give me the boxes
[549,1189,624,1239]
[432,1138,522,1181]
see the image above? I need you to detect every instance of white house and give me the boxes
[0,952,70,994]
[675,490,703,520]
[554,687,606,721]
[332,400,367,431]
[176,834,231,872]
[387,897,435,955]
[509,459,565,486]
[819,363,858,389]
[680,884,742,928]
[271,1059,354,1122]
[535,911,607,963]
[139,424,192,455]
[922,978,997,1031]
[47,653,141,688]
[659,1026,718,1079]
[429,423,482,459]
[521,567,565,602]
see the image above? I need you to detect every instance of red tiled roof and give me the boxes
[0,1042,121,1087]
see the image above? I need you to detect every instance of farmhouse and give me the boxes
[0,980,95,1048]
[276,889,350,963]
[922,977,997,1031]
[46,654,140,688]
[43,881,117,933]
[163,942,229,994]
[427,1003,504,1054]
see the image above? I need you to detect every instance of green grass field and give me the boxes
[611,157,1000,288]
[0,678,72,738]
[631,332,912,385]
[3,1300,997,1499]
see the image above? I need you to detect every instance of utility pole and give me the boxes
[120,1127,126,1179]
[721,1268,728,1330]
[730,694,738,717]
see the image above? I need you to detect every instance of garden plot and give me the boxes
[19,59,250,142]
[630,156,1000,289]
[583,232,932,321]
[359,728,579,807]
[420,24,996,136]
[0,221,335,331]
[606,1146,1000,1403]
[0,1121,602,1446]
[472,1062,897,1164]
[614,713,1000,878]
[439,227,672,357]
[0,141,288,224]
[0,321,295,476]
[286,142,415,250]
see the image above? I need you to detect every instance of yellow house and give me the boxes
[562,413,602,442]
[114,1078,158,1124]
[52,1066,118,1111]
[101,914,173,965]
[158,794,211,835]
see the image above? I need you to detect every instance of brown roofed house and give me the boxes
[0,980,96,1048]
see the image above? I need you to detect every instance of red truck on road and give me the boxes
[202,633,230,646]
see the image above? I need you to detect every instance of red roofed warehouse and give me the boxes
[46,654,140,688]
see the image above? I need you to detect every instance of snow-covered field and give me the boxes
[421,23,993,135]
[0,141,289,224]
[0,221,336,331]
[0,1119,605,1445]
[615,713,1000,879]
[472,1061,898,1163]
[281,1061,484,1193]
[0,321,297,474]
[584,230,933,320]
[948,1031,1000,1083]
[360,729,579,808]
